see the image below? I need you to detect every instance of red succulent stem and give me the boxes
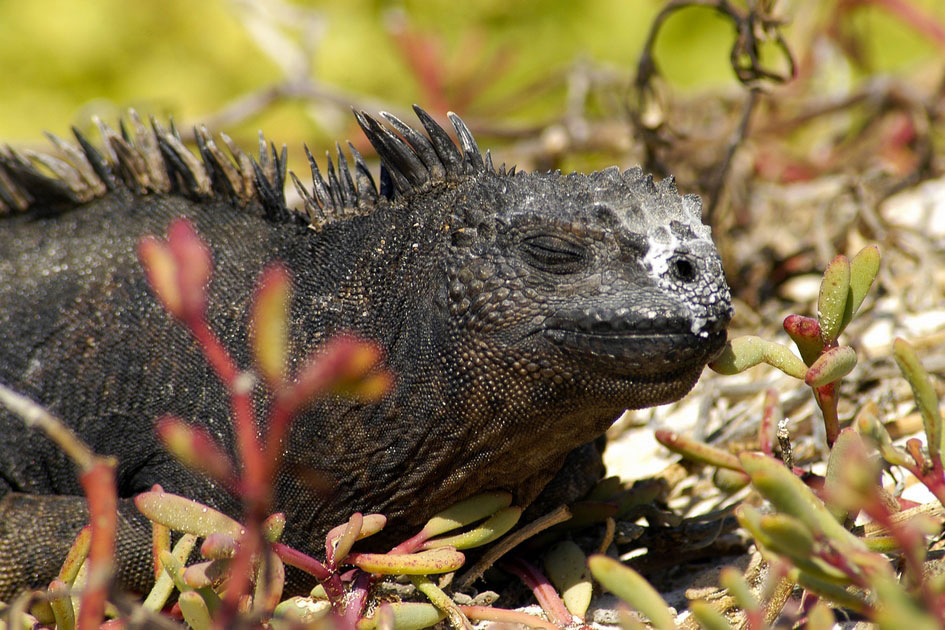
[272,542,345,604]
[341,570,373,625]
[219,521,261,618]
[77,461,117,630]
[501,557,575,626]
[814,383,840,447]
[185,315,266,503]
[388,530,429,555]
[862,497,945,621]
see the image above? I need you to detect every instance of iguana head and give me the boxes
[437,167,732,410]
[344,107,732,414]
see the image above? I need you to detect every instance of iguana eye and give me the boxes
[521,234,585,272]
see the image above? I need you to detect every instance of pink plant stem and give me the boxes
[863,500,945,620]
[759,389,778,456]
[815,383,839,447]
[501,557,574,626]
[388,531,429,555]
[261,403,293,482]
[186,315,265,498]
[272,542,346,604]
[903,440,945,507]
[77,462,117,630]
[220,523,261,619]
[341,571,372,626]
[186,316,238,384]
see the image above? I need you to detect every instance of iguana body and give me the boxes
[0,107,731,598]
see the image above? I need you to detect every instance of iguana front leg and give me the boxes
[0,493,154,601]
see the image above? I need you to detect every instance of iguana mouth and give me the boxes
[542,327,727,367]
[539,305,729,374]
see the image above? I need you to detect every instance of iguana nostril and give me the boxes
[672,257,696,281]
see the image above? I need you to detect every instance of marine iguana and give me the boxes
[0,106,732,599]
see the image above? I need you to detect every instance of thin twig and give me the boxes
[455,504,571,590]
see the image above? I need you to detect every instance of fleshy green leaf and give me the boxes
[422,506,521,550]
[134,490,244,539]
[411,575,471,629]
[841,245,880,332]
[823,428,870,522]
[142,534,197,611]
[894,338,944,466]
[804,345,857,387]
[178,591,212,630]
[718,566,759,616]
[853,401,913,467]
[709,336,808,379]
[356,602,446,630]
[738,453,865,551]
[689,600,734,630]
[420,491,513,538]
[588,554,675,630]
[818,254,850,345]
[48,579,75,630]
[348,547,465,574]
[544,541,592,619]
[58,526,91,586]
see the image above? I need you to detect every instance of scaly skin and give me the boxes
[0,107,731,598]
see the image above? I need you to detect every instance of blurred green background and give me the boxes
[1,0,943,149]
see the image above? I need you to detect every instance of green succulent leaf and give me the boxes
[804,345,857,387]
[420,491,513,538]
[758,513,815,559]
[178,591,212,630]
[738,453,865,551]
[709,336,808,379]
[422,506,521,550]
[48,579,75,630]
[328,512,363,566]
[713,467,751,493]
[411,575,471,629]
[823,428,872,521]
[893,338,944,465]
[142,533,198,611]
[134,490,244,539]
[791,570,869,615]
[544,541,592,619]
[689,600,734,630]
[159,549,190,594]
[58,526,91,586]
[356,602,447,630]
[273,596,331,624]
[853,402,913,468]
[841,245,880,333]
[263,512,285,543]
[718,566,759,615]
[348,547,465,574]
[818,254,850,345]
[587,554,675,630]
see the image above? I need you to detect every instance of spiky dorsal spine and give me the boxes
[0,106,490,230]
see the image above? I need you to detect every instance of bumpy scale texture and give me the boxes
[0,107,732,598]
